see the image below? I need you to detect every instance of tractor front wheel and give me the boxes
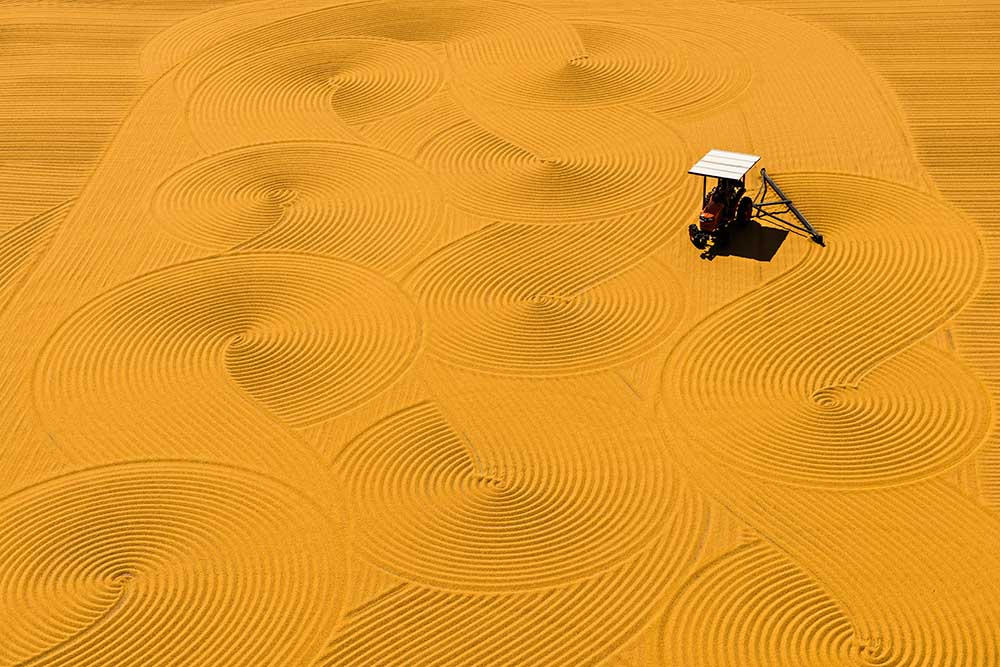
[689,224,708,250]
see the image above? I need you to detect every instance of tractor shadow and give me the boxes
[714,220,788,262]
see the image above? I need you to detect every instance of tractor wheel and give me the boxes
[736,196,752,227]
[689,224,708,250]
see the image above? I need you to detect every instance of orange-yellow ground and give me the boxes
[1,1,999,665]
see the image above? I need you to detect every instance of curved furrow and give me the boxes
[34,252,421,430]
[331,401,701,591]
[9,0,998,664]
[316,506,707,666]
[171,0,581,99]
[636,22,753,116]
[660,535,987,667]
[657,171,998,665]
[151,141,444,274]
[679,480,1000,667]
[405,221,687,376]
[0,460,345,666]
[140,0,330,80]
[449,20,750,113]
[661,541,866,666]
[661,172,987,489]
[415,106,690,223]
[185,38,443,152]
[0,200,70,317]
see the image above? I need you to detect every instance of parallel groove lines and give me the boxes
[1,0,997,665]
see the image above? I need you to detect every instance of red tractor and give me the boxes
[689,177,753,252]
[687,149,824,259]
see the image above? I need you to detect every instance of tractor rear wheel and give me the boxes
[736,196,752,227]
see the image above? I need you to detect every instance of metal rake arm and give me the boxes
[758,169,824,246]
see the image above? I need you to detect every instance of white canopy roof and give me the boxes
[689,149,761,180]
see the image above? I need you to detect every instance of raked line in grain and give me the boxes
[661,541,877,665]
[184,38,442,151]
[152,141,444,274]
[317,526,706,666]
[0,460,344,666]
[169,0,579,99]
[34,252,421,430]
[0,200,70,316]
[405,222,687,376]
[449,19,750,114]
[332,401,702,591]
[416,106,689,223]
[661,173,987,489]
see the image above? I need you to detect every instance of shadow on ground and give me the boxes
[714,221,789,262]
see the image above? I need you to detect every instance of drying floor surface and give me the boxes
[1,0,999,664]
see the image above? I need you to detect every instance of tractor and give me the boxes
[689,177,753,252]
[687,149,824,259]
